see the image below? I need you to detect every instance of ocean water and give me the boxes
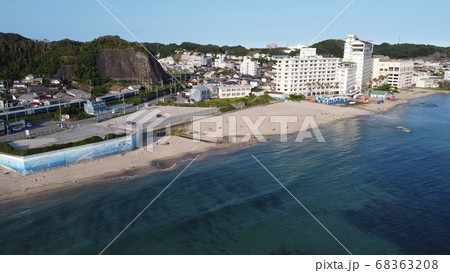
[0,94,449,255]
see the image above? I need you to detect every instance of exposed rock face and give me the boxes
[95,48,170,86]
[56,65,75,80]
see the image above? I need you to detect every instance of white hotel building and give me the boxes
[275,48,341,96]
[338,62,357,95]
[372,57,414,89]
[342,34,373,92]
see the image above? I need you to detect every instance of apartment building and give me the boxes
[274,48,341,96]
[218,84,252,98]
[372,57,414,89]
[240,57,260,77]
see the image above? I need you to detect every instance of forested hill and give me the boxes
[0,33,169,84]
[312,39,450,60]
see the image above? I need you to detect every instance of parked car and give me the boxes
[26,123,32,128]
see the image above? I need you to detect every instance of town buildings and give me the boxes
[214,55,235,70]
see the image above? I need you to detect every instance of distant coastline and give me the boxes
[0,89,438,203]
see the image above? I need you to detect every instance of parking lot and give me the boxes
[9,105,217,150]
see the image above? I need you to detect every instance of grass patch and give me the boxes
[106,95,141,106]
[4,112,54,123]
[0,133,126,156]
[171,125,189,135]
[52,107,91,121]
[157,94,275,113]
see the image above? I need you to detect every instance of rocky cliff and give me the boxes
[95,48,170,86]
[0,33,171,84]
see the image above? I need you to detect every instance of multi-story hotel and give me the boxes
[342,34,373,92]
[372,56,414,89]
[274,48,341,97]
[337,62,357,95]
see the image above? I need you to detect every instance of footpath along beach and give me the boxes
[0,89,436,203]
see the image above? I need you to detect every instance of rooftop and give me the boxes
[370,90,388,95]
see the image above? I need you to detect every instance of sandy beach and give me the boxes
[0,89,436,203]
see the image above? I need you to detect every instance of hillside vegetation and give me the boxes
[312,39,450,60]
[0,33,164,83]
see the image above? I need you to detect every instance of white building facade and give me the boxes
[240,57,260,77]
[372,57,414,89]
[445,70,450,81]
[274,48,340,96]
[218,84,252,98]
[337,63,357,95]
[214,55,235,69]
[343,34,373,92]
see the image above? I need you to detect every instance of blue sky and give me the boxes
[1,0,449,47]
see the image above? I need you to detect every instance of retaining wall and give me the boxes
[0,135,135,175]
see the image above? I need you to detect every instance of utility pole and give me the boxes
[5,100,8,122]
[156,84,159,102]
[122,92,126,115]
[59,100,62,121]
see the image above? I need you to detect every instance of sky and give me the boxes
[1,0,449,47]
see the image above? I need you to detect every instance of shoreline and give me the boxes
[0,89,438,204]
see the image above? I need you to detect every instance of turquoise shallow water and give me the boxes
[0,94,449,255]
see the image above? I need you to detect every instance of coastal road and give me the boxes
[0,95,170,143]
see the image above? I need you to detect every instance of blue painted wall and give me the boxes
[0,135,136,175]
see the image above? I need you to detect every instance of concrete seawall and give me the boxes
[0,135,135,175]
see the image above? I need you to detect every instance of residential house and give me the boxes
[188,86,213,102]
[23,75,43,85]
[251,87,266,96]
[33,95,52,106]
[28,85,50,95]
[14,93,37,107]
[49,75,62,85]
[0,98,21,110]
[109,85,126,94]
[66,89,91,99]
[54,91,77,103]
